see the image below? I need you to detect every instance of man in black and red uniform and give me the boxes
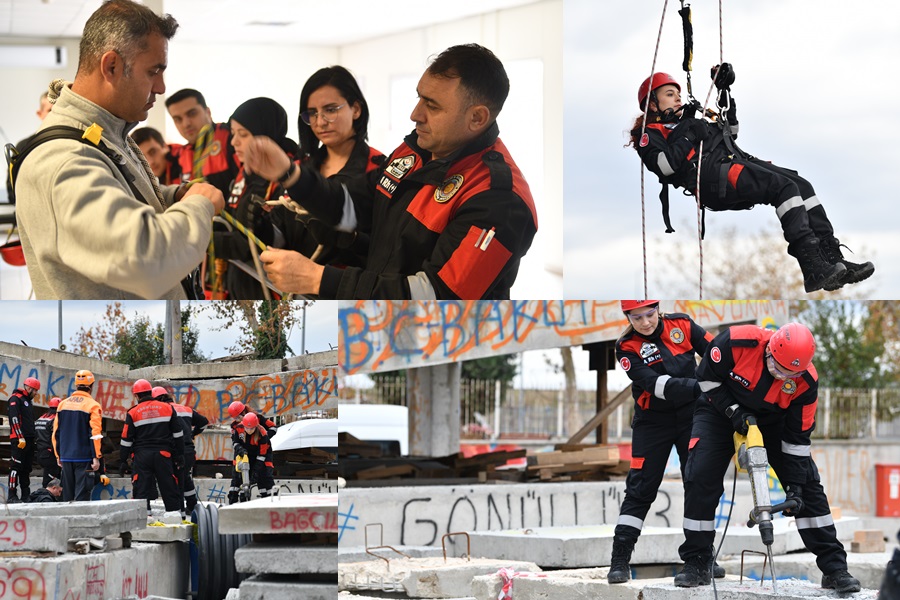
[153,386,207,515]
[234,412,275,500]
[676,322,860,593]
[120,380,184,515]
[244,43,537,299]
[165,88,239,197]
[6,377,41,503]
[34,396,62,487]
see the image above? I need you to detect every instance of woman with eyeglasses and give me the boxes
[211,96,298,299]
[608,300,719,584]
[272,66,385,268]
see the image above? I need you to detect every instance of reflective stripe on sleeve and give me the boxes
[699,381,721,392]
[654,374,671,399]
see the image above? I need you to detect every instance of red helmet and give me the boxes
[23,376,41,391]
[769,322,816,372]
[75,370,94,386]
[638,72,680,109]
[621,300,659,313]
[151,386,170,401]
[242,412,259,429]
[132,379,152,395]
[48,397,61,408]
[228,401,246,420]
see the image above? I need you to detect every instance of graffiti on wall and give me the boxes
[0,358,338,424]
[338,300,790,375]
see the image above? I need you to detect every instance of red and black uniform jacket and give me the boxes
[284,122,537,299]
[697,324,820,485]
[274,141,384,268]
[160,143,185,186]
[7,388,35,439]
[120,400,185,458]
[233,428,273,471]
[231,412,277,451]
[34,410,57,458]
[176,122,239,197]
[616,313,712,415]
[173,403,208,451]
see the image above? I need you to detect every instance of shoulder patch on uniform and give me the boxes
[639,133,649,147]
[670,327,685,344]
[619,357,631,371]
[385,154,416,179]
[434,174,464,203]
[711,346,722,363]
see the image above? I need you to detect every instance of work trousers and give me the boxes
[615,404,694,541]
[179,449,198,514]
[679,400,848,575]
[7,438,34,499]
[701,155,835,245]
[132,449,182,513]
[38,453,62,487]
[61,460,94,501]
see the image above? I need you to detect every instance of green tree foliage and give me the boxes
[798,301,898,388]
[254,300,290,359]
[109,307,207,368]
[199,300,301,358]
[460,354,518,382]
[69,302,127,359]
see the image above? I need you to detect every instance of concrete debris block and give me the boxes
[225,589,241,600]
[340,557,540,599]
[340,594,474,600]
[639,579,879,599]
[238,575,337,600]
[339,545,445,564]
[467,525,682,568]
[131,523,193,543]
[717,517,861,556]
[852,530,886,553]
[0,516,69,552]
[105,535,124,550]
[160,511,183,525]
[471,571,667,600]
[0,499,147,539]
[235,542,337,574]
[218,493,338,535]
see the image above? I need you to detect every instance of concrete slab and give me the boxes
[0,500,147,547]
[339,545,445,564]
[0,516,69,552]
[639,579,878,599]
[471,571,682,600]
[238,575,337,600]
[235,541,337,574]
[131,523,193,543]
[719,544,898,590]
[339,594,475,600]
[467,524,682,568]
[218,493,338,534]
[340,557,541,599]
[0,539,188,599]
[717,517,860,556]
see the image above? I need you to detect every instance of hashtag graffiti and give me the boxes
[207,484,227,503]
[337,503,359,542]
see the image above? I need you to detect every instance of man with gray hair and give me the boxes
[14,0,223,299]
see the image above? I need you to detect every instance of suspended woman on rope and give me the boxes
[628,65,874,294]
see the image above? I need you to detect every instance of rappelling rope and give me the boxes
[639,0,670,300]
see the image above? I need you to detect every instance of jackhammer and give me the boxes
[733,415,800,592]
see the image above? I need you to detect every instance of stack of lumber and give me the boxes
[526,444,624,482]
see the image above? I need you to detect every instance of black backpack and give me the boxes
[4,125,203,299]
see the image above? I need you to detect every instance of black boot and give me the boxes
[7,490,20,504]
[788,237,846,293]
[674,554,712,587]
[822,569,861,593]
[820,236,875,291]
[880,547,900,599]
[607,535,635,583]
[713,561,726,578]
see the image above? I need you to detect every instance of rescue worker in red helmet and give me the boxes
[227,401,277,504]
[676,322,860,592]
[629,67,873,294]
[6,376,41,503]
[607,302,718,583]
[234,412,275,500]
[153,386,208,515]
[34,397,62,488]
[120,381,185,516]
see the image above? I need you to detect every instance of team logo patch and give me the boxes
[639,342,659,359]
[670,327,685,344]
[781,379,797,394]
[434,174,464,203]
[711,347,722,363]
[790,358,801,368]
[385,154,415,179]
[207,140,222,157]
[620,357,631,371]
[639,133,649,147]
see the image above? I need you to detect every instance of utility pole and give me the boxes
[164,300,183,365]
[58,301,63,350]
[301,301,307,354]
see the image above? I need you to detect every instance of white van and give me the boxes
[270,418,338,454]
[338,403,409,456]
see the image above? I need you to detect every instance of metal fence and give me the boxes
[348,376,900,441]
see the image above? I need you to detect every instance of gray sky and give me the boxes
[1,300,337,359]
[564,0,900,297]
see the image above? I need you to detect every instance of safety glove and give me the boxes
[672,118,709,145]
[724,403,753,435]
[783,484,804,516]
[17,438,26,449]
